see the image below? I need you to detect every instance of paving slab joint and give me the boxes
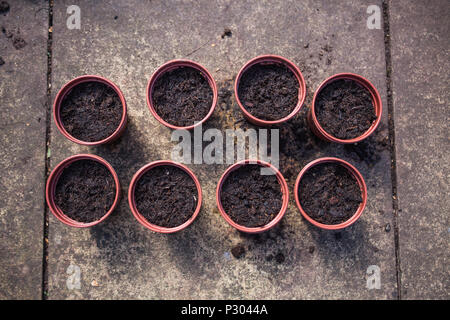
[42,0,53,301]
[382,0,402,300]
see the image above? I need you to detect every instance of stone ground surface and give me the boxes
[390,0,449,299]
[0,0,47,299]
[0,0,447,300]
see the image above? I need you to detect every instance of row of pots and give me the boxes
[46,154,366,233]
[54,55,382,145]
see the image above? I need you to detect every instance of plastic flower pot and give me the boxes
[146,59,218,130]
[128,160,202,233]
[234,54,306,126]
[294,157,367,230]
[216,159,289,233]
[46,154,121,228]
[53,75,128,146]
[308,73,382,144]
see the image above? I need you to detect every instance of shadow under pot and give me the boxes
[128,161,202,233]
[308,73,382,143]
[53,75,128,145]
[146,59,218,130]
[234,54,306,126]
[216,160,289,233]
[294,157,367,230]
[46,154,121,227]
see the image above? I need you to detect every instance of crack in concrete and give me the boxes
[382,0,402,300]
[42,0,53,301]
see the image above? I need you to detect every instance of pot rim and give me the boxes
[45,154,121,228]
[128,160,202,233]
[310,72,382,144]
[53,75,128,146]
[216,159,289,233]
[146,59,218,130]
[294,157,367,230]
[234,54,306,126]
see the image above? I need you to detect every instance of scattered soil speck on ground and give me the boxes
[221,28,232,38]
[231,244,246,258]
[0,1,9,15]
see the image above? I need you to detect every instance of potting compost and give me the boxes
[315,79,377,139]
[60,81,123,142]
[152,66,213,127]
[134,165,198,228]
[220,164,283,227]
[54,159,116,223]
[298,162,362,225]
[237,63,299,121]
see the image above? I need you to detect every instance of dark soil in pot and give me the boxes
[134,165,197,228]
[315,79,377,139]
[54,159,116,223]
[298,162,362,225]
[220,164,283,227]
[60,82,123,142]
[152,67,213,127]
[237,63,298,120]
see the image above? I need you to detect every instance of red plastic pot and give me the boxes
[53,75,128,145]
[294,157,367,230]
[46,154,121,228]
[234,54,306,126]
[128,160,202,233]
[308,73,382,144]
[146,59,218,130]
[216,159,289,233]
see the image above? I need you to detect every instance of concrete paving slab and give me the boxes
[48,0,396,299]
[0,0,48,299]
[390,0,450,299]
